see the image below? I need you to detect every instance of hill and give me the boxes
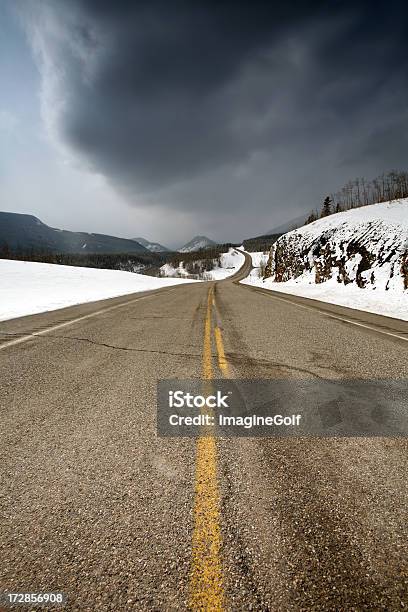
[179,235,216,252]
[133,237,170,252]
[241,199,408,321]
[267,213,308,235]
[264,199,408,290]
[242,232,282,252]
[0,212,148,254]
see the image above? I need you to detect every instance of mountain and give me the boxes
[267,213,308,235]
[0,212,149,254]
[133,237,170,252]
[178,235,216,252]
[242,232,282,252]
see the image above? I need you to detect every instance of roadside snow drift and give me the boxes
[242,200,408,321]
[0,260,198,321]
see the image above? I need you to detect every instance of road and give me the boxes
[1,252,407,611]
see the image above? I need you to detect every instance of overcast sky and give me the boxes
[1,1,407,247]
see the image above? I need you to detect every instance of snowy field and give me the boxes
[205,248,245,280]
[0,259,198,321]
[161,248,245,280]
[242,200,408,321]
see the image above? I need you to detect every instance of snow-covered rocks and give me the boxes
[242,200,408,320]
[265,199,408,292]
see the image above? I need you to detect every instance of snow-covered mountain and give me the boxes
[179,235,216,252]
[133,237,170,252]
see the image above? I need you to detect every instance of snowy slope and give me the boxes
[243,251,269,282]
[204,248,245,280]
[242,200,408,321]
[0,260,198,322]
[178,235,216,252]
[160,248,245,280]
[133,237,170,252]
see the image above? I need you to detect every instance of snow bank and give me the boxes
[243,269,408,321]
[0,259,198,321]
[242,200,408,321]
[160,262,190,278]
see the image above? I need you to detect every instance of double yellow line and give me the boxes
[190,286,230,611]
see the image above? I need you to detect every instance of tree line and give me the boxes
[242,233,282,252]
[305,170,408,224]
[0,243,240,277]
[167,244,237,269]
[0,244,164,273]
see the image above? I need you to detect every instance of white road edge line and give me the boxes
[252,288,408,343]
[0,292,160,351]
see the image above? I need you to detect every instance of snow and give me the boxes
[204,248,246,280]
[181,239,207,252]
[0,259,199,322]
[241,200,408,321]
[293,199,408,237]
[160,262,190,277]
[242,250,269,285]
[144,242,163,252]
[250,252,265,267]
[134,237,168,252]
[178,236,215,252]
[243,267,408,321]
[273,201,408,296]
[160,248,245,280]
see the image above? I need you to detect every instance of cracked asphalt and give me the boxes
[1,254,407,610]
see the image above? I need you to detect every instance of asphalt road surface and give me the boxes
[1,252,407,611]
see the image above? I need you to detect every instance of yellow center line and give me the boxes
[214,326,230,378]
[190,286,224,611]
[203,287,214,381]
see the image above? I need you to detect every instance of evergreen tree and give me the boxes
[321,196,333,217]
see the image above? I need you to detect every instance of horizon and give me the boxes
[1,1,408,245]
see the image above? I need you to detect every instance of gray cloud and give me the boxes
[18,0,408,240]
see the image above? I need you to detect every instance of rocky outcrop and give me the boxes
[264,211,408,293]
[401,247,408,290]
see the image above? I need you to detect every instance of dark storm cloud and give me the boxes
[48,0,325,183]
[21,0,408,229]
